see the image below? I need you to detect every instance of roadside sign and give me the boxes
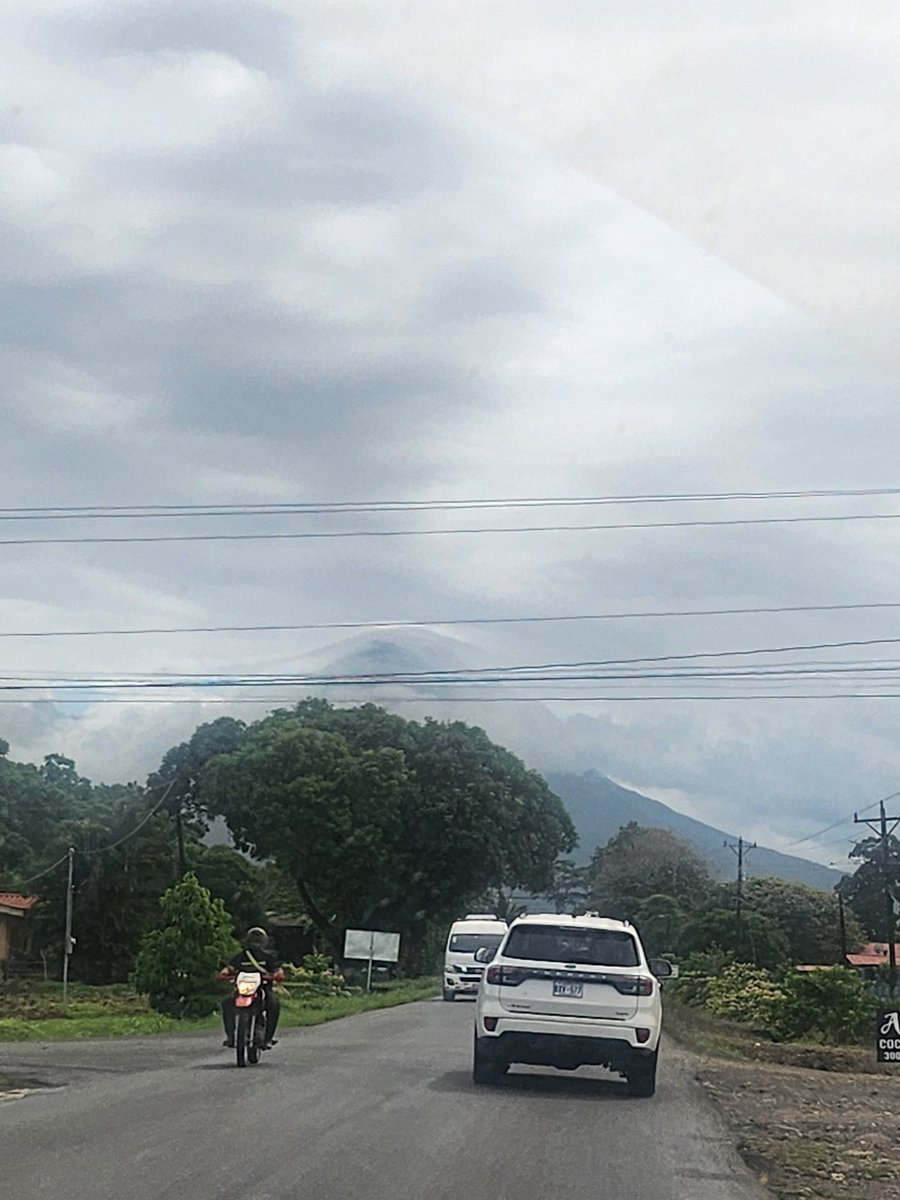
[877,1009,900,1063]
[344,929,401,991]
[344,929,400,962]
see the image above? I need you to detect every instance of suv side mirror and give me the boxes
[474,946,495,964]
[649,958,676,979]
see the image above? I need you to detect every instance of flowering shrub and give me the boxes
[703,963,785,1026]
[281,954,356,997]
[668,948,735,1008]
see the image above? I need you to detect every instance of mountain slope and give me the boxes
[548,770,841,890]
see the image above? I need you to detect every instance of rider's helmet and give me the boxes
[246,926,268,950]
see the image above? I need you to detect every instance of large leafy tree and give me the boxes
[199,701,576,965]
[738,877,866,964]
[0,750,92,881]
[0,738,268,984]
[678,905,791,971]
[587,823,713,919]
[36,782,179,984]
[147,717,246,873]
[545,858,590,915]
[839,834,900,942]
[189,844,268,936]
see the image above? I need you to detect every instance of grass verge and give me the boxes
[0,978,438,1042]
[664,997,888,1074]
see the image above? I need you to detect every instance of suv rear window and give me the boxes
[504,925,639,967]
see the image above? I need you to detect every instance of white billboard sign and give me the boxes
[344,929,401,963]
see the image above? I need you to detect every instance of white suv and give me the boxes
[473,912,672,1097]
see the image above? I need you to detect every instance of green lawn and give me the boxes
[0,979,439,1042]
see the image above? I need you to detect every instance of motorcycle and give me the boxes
[218,963,285,1067]
[232,970,268,1068]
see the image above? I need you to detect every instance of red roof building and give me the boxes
[0,893,39,970]
[0,893,38,912]
[846,941,900,968]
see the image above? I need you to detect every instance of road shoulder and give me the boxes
[683,1047,900,1198]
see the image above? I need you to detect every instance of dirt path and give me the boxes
[694,1056,900,1198]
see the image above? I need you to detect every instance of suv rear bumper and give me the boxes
[477,1012,659,1052]
[477,1028,656,1072]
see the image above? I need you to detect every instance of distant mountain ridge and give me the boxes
[548,770,841,890]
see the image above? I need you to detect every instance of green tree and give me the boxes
[769,967,876,1044]
[198,701,576,967]
[678,905,791,971]
[134,873,237,1018]
[65,787,175,984]
[588,823,712,919]
[632,893,686,956]
[839,834,900,941]
[189,844,267,935]
[147,717,246,873]
[545,858,589,915]
[739,877,865,965]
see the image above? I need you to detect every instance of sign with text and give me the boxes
[344,929,401,963]
[877,1009,900,1063]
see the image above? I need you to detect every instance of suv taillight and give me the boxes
[485,965,525,986]
[613,976,654,996]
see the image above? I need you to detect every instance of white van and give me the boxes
[443,914,508,1001]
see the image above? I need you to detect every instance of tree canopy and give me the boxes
[839,834,900,941]
[587,822,713,919]
[200,701,576,963]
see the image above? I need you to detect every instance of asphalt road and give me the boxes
[0,1000,770,1199]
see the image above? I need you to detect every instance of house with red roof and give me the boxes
[0,893,38,975]
[845,941,900,981]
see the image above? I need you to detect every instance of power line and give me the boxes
[0,782,176,892]
[4,486,900,521]
[6,598,900,640]
[9,691,900,705]
[779,788,900,850]
[0,852,70,893]
[5,633,899,689]
[15,663,900,690]
[4,510,900,547]
[80,781,175,856]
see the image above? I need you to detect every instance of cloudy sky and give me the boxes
[4,0,900,868]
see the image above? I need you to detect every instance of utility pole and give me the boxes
[725,836,756,956]
[855,801,900,996]
[62,846,75,1004]
[175,807,187,878]
[836,888,848,960]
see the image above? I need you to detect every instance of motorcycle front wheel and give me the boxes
[236,1009,252,1068]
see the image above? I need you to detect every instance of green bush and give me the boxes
[133,874,237,1018]
[668,947,735,1008]
[768,968,876,1044]
[704,963,785,1027]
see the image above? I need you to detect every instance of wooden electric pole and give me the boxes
[725,836,756,957]
[855,801,900,996]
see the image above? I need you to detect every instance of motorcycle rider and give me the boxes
[219,926,283,1050]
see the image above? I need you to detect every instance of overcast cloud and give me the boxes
[4,0,900,869]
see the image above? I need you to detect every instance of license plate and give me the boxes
[553,980,583,998]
